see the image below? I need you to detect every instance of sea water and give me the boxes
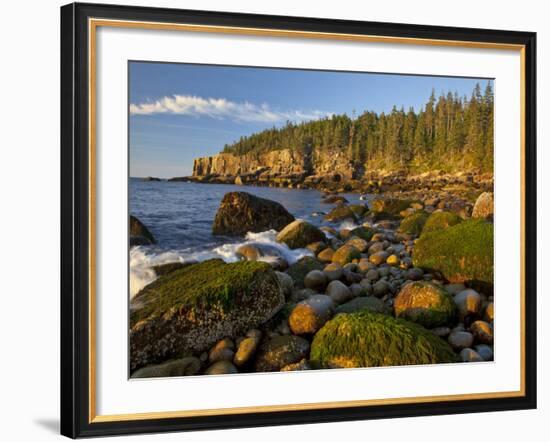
[129,178,367,297]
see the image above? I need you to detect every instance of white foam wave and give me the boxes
[129,229,313,298]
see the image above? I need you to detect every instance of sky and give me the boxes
[129,62,492,178]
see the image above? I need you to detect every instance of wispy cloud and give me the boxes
[130,94,332,123]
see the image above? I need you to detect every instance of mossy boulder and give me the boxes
[422,211,463,234]
[393,281,457,328]
[276,220,326,249]
[130,215,156,245]
[332,244,361,266]
[324,205,358,223]
[371,198,416,216]
[129,259,284,371]
[399,211,429,236]
[286,256,324,287]
[310,311,458,368]
[212,192,295,236]
[413,219,493,291]
[152,261,195,277]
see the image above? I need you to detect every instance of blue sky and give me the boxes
[129,62,491,178]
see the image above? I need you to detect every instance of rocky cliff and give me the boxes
[191,148,360,184]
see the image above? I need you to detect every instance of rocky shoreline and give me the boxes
[129,187,494,377]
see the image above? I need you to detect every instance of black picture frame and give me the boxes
[60,2,537,438]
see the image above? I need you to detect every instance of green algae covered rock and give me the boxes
[276,220,326,249]
[371,198,416,216]
[393,281,457,328]
[324,205,358,223]
[310,311,458,369]
[130,259,284,371]
[413,219,493,291]
[399,211,429,236]
[422,211,463,234]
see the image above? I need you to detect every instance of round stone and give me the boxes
[474,344,494,361]
[326,280,353,304]
[304,269,328,291]
[233,337,260,367]
[470,320,494,344]
[369,251,390,265]
[454,289,482,323]
[372,280,390,298]
[323,263,344,281]
[386,254,400,266]
[460,348,484,362]
[448,330,474,351]
[205,360,238,375]
[288,294,334,335]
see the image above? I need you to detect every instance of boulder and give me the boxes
[422,211,463,234]
[236,243,284,261]
[324,205,358,223]
[332,244,361,266]
[393,281,457,328]
[276,220,326,249]
[413,219,493,292]
[288,294,334,335]
[212,192,295,236]
[348,204,369,217]
[129,259,284,371]
[131,357,201,378]
[310,311,458,368]
[399,211,429,236]
[369,251,390,265]
[470,320,493,344]
[448,330,474,351]
[472,192,494,220]
[323,263,344,281]
[254,335,310,372]
[322,195,348,204]
[130,215,156,245]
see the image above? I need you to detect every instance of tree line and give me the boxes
[222,82,494,173]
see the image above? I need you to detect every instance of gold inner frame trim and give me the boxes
[88,17,527,424]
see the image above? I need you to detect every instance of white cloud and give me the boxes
[129,94,332,123]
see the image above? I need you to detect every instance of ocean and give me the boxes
[129,178,368,297]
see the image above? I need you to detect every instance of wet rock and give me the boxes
[307,241,327,255]
[317,247,335,263]
[276,220,326,249]
[470,320,493,344]
[448,330,474,351]
[332,244,362,266]
[472,192,494,220]
[304,270,328,291]
[335,296,387,314]
[324,205,358,223]
[474,344,494,361]
[205,360,238,375]
[288,294,334,335]
[131,357,201,378]
[326,280,353,304]
[212,192,294,236]
[393,281,456,328]
[254,335,310,372]
[483,302,494,323]
[280,359,311,371]
[345,237,369,253]
[275,271,294,299]
[460,348,484,362]
[233,337,260,367]
[324,263,344,281]
[130,215,156,245]
[369,251,390,265]
[287,256,324,287]
[454,289,482,323]
[372,280,390,298]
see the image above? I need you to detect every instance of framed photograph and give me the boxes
[60,2,537,438]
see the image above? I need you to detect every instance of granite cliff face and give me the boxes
[191,148,360,185]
